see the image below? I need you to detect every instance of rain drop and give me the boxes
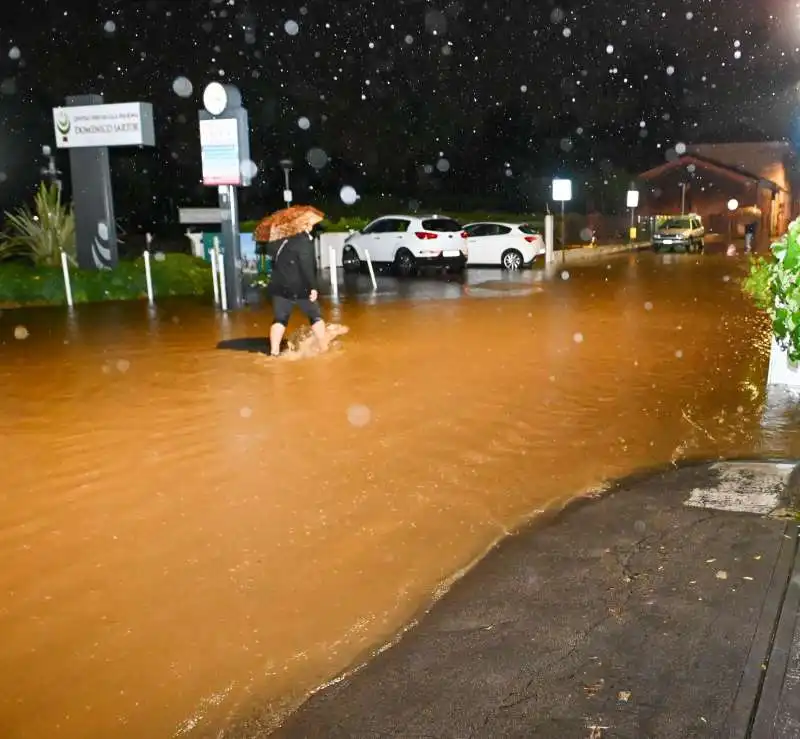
[562,28,572,38]
[13,325,28,340]
[436,158,450,172]
[579,227,593,241]
[297,116,311,130]
[347,404,372,427]
[561,270,570,280]
[573,332,584,344]
[685,11,693,20]
[154,252,166,262]
[172,76,193,98]
[675,350,683,359]
[306,147,329,169]
[8,46,20,61]
[644,301,653,310]
[103,20,116,33]
[116,359,130,373]
[520,84,528,93]
[240,407,253,419]
[675,142,687,155]
[606,44,614,54]
[240,159,259,179]
[284,20,299,36]
[404,34,414,44]
[666,65,675,75]
[339,186,359,205]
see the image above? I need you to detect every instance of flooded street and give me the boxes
[0,252,793,738]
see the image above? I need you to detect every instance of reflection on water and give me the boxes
[0,254,797,738]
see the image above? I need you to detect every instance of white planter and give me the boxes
[767,337,800,388]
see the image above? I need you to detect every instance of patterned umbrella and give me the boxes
[254,205,325,243]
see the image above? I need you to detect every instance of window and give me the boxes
[363,218,410,234]
[464,223,494,237]
[519,224,541,235]
[421,218,462,232]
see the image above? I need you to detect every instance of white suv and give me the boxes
[342,215,468,276]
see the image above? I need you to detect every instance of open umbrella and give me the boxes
[254,205,325,243]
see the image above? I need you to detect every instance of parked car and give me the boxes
[652,214,705,253]
[341,215,468,276]
[463,222,545,269]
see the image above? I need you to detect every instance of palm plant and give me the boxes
[0,182,76,266]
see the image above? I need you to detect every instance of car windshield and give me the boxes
[421,218,462,232]
[660,218,691,230]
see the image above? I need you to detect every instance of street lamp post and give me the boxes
[727,198,739,245]
[679,183,687,215]
[626,188,639,243]
[41,145,62,197]
[552,178,572,261]
[280,158,293,206]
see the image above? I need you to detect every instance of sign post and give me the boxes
[199,83,251,311]
[53,96,155,270]
[626,189,639,242]
[727,198,739,246]
[552,179,572,261]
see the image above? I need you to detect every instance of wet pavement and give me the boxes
[0,251,797,738]
[271,462,796,739]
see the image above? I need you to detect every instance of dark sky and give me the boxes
[0,0,796,218]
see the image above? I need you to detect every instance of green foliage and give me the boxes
[0,182,76,266]
[0,253,212,307]
[742,217,800,362]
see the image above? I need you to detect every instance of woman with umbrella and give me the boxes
[255,205,328,357]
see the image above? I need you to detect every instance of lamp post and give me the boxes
[727,198,739,245]
[679,182,687,215]
[41,145,62,197]
[552,178,572,261]
[280,158,293,206]
[626,188,639,242]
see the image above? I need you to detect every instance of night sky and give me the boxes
[0,0,797,223]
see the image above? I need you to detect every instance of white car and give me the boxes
[341,215,468,276]
[463,222,545,269]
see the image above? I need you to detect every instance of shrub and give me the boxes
[742,217,800,362]
[0,182,76,266]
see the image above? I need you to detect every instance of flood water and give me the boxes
[0,252,796,738]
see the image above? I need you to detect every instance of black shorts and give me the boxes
[272,294,322,326]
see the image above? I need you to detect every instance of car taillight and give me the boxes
[415,231,438,240]
[524,236,537,243]
[461,231,468,239]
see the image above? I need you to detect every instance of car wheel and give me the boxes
[393,249,416,277]
[501,249,523,270]
[342,245,361,274]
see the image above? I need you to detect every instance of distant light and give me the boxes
[727,198,739,211]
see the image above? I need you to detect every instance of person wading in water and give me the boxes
[267,231,329,357]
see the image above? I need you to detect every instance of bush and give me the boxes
[742,217,800,362]
[0,182,76,267]
[0,253,213,307]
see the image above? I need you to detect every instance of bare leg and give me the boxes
[270,322,286,356]
[311,319,329,353]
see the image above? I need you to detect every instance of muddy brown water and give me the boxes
[0,253,796,738]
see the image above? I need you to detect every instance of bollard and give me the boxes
[329,245,339,301]
[143,234,155,305]
[60,250,73,307]
[210,238,220,306]
[217,246,228,311]
[364,248,378,290]
[544,214,555,265]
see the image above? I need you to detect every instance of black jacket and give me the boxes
[266,232,317,299]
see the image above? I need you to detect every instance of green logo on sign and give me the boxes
[55,110,70,137]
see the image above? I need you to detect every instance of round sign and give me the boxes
[203,82,228,115]
[727,198,739,211]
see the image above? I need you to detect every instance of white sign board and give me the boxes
[53,102,155,148]
[178,207,223,225]
[626,190,640,208]
[199,118,242,186]
[552,179,572,202]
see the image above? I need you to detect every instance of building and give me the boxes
[636,141,798,248]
